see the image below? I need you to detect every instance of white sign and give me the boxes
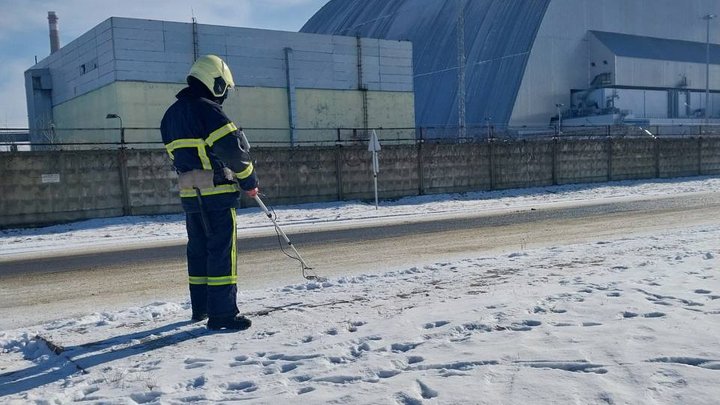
[368,130,381,152]
[368,130,381,209]
[41,173,60,184]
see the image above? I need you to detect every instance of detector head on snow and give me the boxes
[187,55,235,98]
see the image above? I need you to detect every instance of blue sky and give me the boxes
[0,0,329,128]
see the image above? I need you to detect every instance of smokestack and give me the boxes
[48,11,60,54]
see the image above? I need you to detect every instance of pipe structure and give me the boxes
[48,11,60,54]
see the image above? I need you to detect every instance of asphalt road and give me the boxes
[1,192,719,329]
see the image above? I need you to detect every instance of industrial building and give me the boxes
[24,16,415,146]
[302,0,720,130]
[24,0,720,144]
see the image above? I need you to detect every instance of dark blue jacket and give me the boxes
[161,87,257,213]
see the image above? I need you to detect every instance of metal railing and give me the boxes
[3,124,720,151]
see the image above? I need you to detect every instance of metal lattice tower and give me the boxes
[192,16,199,61]
[456,0,466,138]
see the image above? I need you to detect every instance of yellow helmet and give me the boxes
[187,55,235,98]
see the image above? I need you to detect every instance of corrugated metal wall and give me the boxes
[301,0,551,129]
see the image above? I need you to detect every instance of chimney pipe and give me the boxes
[48,11,60,54]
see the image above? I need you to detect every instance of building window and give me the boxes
[79,59,98,75]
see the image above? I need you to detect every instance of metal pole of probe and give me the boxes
[253,195,313,271]
[240,130,322,281]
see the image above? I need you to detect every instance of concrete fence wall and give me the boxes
[2,137,720,229]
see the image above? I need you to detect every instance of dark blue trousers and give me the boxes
[185,208,239,318]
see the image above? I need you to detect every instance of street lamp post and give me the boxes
[555,103,564,135]
[106,113,130,215]
[703,14,716,124]
[484,117,493,141]
[106,113,124,148]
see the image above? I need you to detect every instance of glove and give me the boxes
[245,187,258,198]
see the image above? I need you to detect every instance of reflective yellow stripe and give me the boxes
[189,276,208,285]
[205,122,238,147]
[197,146,212,170]
[165,138,212,170]
[179,184,238,198]
[207,275,238,286]
[231,208,237,279]
[166,138,204,158]
[190,275,237,286]
[235,162,254,180]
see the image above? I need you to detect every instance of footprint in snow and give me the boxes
[391,342,422,353]
[129,392,162,404]
[508,320,542,331]
[643,312,666,318]
[266,353,322,361]
[648,357,720,370]
[347,320,366,332]
[622,311,639,319]
[226,381,258,392]
[184,357,213,369]
[694,289,711,294]
[417,379,439,399]
[313,375,363,384]
[377,369,402,379]
[186,375,207,388]
[423,320,450,329]
[229,355,261,367]
[395,392,423,405]
[350,342,372,357]
[515,360,607,374]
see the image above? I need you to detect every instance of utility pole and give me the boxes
[456,0,466,139]
[704,13,716,124]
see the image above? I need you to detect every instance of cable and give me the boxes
[259,194,322,281]
[267,203,300,262]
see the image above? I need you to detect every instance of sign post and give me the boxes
[368,130,381,209]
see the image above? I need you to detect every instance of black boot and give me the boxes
[207,315,252,331]
[191,312,208,322]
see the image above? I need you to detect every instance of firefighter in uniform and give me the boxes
[161,55,257,331]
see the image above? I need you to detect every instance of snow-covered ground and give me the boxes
[1,177,720,404]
